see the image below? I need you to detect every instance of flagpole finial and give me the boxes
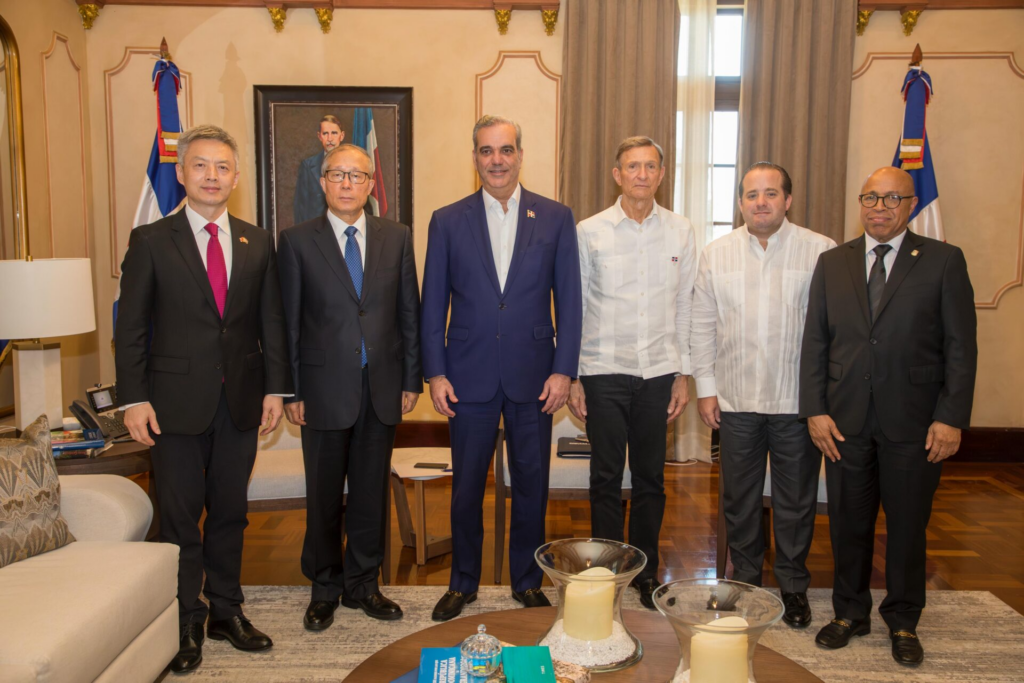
[910,44,923,67]
[159,37,171,61]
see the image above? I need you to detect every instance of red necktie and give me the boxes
[205,223,228,317]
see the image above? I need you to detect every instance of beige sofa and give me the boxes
[0,474,179,683]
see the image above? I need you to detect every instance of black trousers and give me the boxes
[580,373,674,581]
[150,387,258,625]
[300,368,396,602]
[718,412,821,593]
[827,397,942,631]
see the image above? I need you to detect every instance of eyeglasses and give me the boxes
[858,193,914,209]
[324,170,370,185]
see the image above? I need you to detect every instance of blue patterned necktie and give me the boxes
[344,226,368,368]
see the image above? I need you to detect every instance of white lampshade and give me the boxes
[0,258,96,339]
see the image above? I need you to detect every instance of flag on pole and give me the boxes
[891,61,944,241]
[113,54,186,337]
[352,107,388,217]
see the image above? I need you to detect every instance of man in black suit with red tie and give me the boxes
[800,166,977,666]
[278,143,421,630]
[116,125,293,674]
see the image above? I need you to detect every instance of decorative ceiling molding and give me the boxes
[75,0,560,35]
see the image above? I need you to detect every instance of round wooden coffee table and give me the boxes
[347,607,823,682]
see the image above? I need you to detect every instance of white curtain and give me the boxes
[672,0,715,463]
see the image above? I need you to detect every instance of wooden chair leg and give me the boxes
[761,503,772,552]
[381,476,392,586]
[493,433,507,584]
[716,468,728,579]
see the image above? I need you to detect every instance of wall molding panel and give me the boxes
[476,51,560,198]
[104,46,192,277]
[41,32,89,259]
[851,51,1024,309]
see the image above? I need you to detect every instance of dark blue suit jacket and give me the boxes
[421,188,582,404]
[293,151,326,225]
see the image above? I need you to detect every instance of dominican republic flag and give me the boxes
[352,107,388,217]
[892,66,944,241]
[113,58,186,337]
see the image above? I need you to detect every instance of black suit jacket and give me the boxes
[115,211,293,434]
[277,213,422,430]
[294,151,326,226]
[799,230,977,442]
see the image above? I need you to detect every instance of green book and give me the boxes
[501,646,556,683]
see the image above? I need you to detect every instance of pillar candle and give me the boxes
[689,615,749,683]
[563,566,615,641]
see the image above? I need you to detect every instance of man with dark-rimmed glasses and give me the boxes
[799,166,977,666]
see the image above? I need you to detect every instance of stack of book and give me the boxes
[400,643,588,683]
[51,429,110,459]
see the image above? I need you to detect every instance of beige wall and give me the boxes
[848,9,1024,428]
[1,0,563,422]
[0,0,98,416]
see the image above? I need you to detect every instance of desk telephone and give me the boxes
[69,384,130,439]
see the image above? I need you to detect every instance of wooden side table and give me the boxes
[54,440,159,540]
[390,447,454,565]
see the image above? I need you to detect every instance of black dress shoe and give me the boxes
[432,590,477,622]
[890,629,924,665]
[781,591,812,628]
[169,622,203,674]
[206,615,273,651]
[631,578,660,610]
[303,599,339,631]
[815,617,871,649]
[511,588,552,608]
[341,591,404,621]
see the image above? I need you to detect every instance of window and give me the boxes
[710,8,742,243]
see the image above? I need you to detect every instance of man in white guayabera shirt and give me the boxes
[690,162,835,629]
[568,136,697,610]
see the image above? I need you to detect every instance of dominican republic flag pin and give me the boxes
[240,236,249,244]
[527,209,536,219]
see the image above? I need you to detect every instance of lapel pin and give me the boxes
[527,209,536,219]
[239,236,249,244]
[911,249,918,256]
[671,256,679,262]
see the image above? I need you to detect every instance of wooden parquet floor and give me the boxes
[239,461,1024,616]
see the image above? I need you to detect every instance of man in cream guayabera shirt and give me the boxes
[690,162,835,628]
[568,136,696,609]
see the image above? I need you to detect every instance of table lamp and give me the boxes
[0,258,96,431]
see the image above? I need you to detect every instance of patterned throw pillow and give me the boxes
[0,415,75,568]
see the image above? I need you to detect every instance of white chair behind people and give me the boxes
[715,457,828,578]
[493,410,633,584]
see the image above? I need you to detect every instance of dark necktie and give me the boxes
[344,226,368,368]
[205,224,228,318]
[867,243,892,322]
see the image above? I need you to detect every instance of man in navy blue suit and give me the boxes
[421,115,582,621]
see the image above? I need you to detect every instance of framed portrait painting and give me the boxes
[254,85,413,238]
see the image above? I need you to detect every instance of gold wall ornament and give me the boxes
[856,9,873,36]
[268,6,286,33]
[494,8,512,35]
[901,9,923,36]
[314,7,333,34]
[541,8,558,36]
[78,3,101,30]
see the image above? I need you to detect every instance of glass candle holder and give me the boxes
[534,538,647,672]
[653,579,784,683]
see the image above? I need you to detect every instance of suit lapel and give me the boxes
[312,216,360,304]
[466,190,502,297]
[221,217,249,320]
[501,188,536,297]
[361,214,384,303]
[170,211,221,318]
[873,230,925,325]
[844,235,872,327]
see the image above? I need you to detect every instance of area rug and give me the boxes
[157,587,1024,682]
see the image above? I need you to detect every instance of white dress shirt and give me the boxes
[577,196,698,379]
[864,228,907,281]
[326,208,367,269]
[185,202,232,283]
[690,219,836,414]
[482,184,521,291]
